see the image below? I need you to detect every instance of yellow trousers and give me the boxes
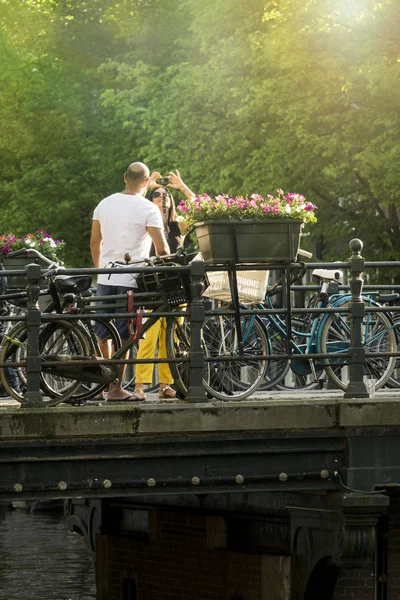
[136,317,173,385]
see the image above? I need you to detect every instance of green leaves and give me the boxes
[0,0,399,268]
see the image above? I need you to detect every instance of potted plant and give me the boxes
[0,230,65,289]
[177,190,317,264]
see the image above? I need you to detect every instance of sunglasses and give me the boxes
[152,191,169,199]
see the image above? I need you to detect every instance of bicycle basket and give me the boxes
[135,257,191,301]
[135,255,208,305]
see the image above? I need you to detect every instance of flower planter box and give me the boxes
[193,219,303,264]
[1,256,48,289]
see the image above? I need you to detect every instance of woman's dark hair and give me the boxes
[148,187,178,223]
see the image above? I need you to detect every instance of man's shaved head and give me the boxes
[125,162,150,185]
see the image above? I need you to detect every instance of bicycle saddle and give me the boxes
[312,268,343,281]
[54,274,92,295]
[376,293,400,304]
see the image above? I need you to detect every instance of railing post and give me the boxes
[25,263,43,406]
[344,238,368,398]
[186,260,207,403]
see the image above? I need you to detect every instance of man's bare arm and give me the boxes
[90,220,103,267]
[147,227,170,256]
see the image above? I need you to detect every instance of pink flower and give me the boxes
[284,193,297,203]
[177,201,188,212]
[176,190,317,225]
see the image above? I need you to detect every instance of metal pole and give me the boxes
[186,260,207,402]
[228,224,244,352]
[25,263,43,406]
[344,239,368,398]
[285,265,293,357]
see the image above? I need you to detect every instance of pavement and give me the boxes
[0,387,399,408]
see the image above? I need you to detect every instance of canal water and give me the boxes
[0,503,96,600]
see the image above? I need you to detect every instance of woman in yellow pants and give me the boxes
[133,171,194,400]
[134,316,176,400]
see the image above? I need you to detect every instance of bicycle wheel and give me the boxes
[167,311,269,401]
[166,310,192,397]
[320,304,396,391]
[0,320,93,405]
[69,319,157,400]
[1,321,58,398]
[201,313,269,401]
[257,318,312,391]
[67,317,121,402]
[384,312,400,389]
[275,318,324,391]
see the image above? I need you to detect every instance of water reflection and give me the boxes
[0,503,96,600]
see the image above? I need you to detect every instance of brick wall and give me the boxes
[333,566,374,600]
[96,510,290,600]
[97,505,400,599]
[333,507,400,600]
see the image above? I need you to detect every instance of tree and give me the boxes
[0,0,399,269]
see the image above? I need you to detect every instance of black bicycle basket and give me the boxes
[135,256,208,306]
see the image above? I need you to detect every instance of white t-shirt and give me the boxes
[93,192,163,287]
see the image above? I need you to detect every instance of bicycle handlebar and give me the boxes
[298,248,313,259]
[41,265,66,278]
[116,247,187,268]
[6,247,60,267]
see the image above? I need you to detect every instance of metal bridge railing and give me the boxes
[1,238,400,406]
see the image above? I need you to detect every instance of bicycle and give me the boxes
[258,265,397,392]
[166,308,269,401]
[362,290,400,390]
[0,249,209,405]
[0,248,164,402]
[169,260,397,398]
[170,259,320,398]
[2,249,396,404]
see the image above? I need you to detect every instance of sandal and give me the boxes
[159,385,177,400]
[132,389,147,401]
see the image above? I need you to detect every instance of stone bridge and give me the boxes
[1,391,399,599]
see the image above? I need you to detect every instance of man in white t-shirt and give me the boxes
[90,161,170,401]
